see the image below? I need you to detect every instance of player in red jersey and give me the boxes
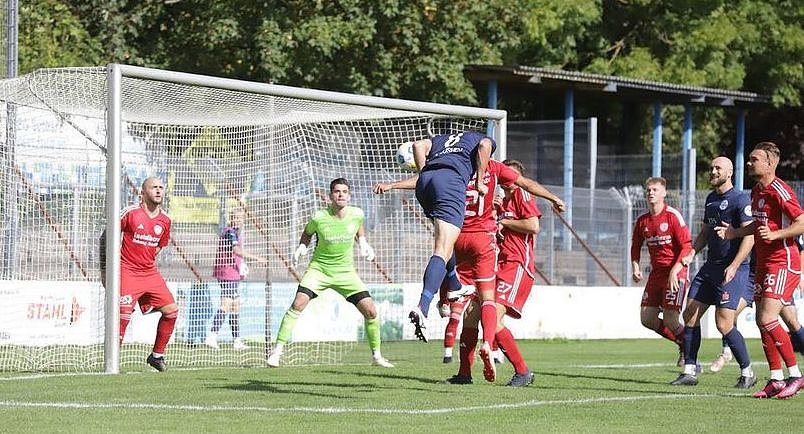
[451,159,520,383]
[375,160,563,383]
[100,176,178,372]
[447,162,560,386]
[492,159,542,386]
[717,142,804,399]
[376,159,516,381]
[630,177,692,365]
[782,239,804,358]
[436,283,470,364]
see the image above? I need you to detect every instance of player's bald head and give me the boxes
[708,156,735,190]
[141,176,163,190]
[711,156,733,173]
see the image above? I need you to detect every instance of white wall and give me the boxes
[5,281,800,346]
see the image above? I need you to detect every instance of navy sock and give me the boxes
[419,256,447,316]
[791,327,804,355]
[210,309,226,333]
[228,313,240,339]
[723,327,751,369]
[444,254,461,290]
[683,326,701,366]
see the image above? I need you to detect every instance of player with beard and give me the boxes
[100,176,178,372]
[717,142,804,399]
[671,157,755,388]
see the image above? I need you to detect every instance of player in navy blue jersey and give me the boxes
[407,131,494,338]
[671,156,756,388]
[780,236,804,357]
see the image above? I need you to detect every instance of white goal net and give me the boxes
[0,65,505,372]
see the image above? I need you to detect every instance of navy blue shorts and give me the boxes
[688,262,753,310]
[218,280,241,299]
[415,167,467,228]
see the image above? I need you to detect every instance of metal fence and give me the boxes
[531,181,804,287]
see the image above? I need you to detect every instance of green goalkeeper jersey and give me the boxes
[305,205,364,274]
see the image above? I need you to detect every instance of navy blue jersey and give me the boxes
[421,131,496,185]
[703,188,752,266]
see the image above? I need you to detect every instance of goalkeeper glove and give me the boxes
[358,236,375,261]
[292,244,308,267]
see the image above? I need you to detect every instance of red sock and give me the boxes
[673,325,685,345]
[656,323,679,344]
[496,327,528,374]
[480,301,497,345]
[119,314,131,345]
[763,320,795,369]
[444,313,461,349]
[458,327,478,377]
[152,310,178,354]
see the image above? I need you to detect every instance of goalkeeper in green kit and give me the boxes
[267,178,393,368]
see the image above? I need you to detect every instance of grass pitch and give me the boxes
[1,338,802,433]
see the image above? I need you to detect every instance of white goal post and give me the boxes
[0,64,506,373]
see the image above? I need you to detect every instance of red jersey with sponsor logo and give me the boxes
[751,177,803,268]
[631,204,691,268]
[462,160,519,232]
[120,204,171,275]
[498,188,542,276]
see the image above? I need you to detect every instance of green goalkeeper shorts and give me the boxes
[299,266,368,299]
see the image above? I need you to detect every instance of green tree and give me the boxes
[513,0,604,69]
[252,0,524,103]
[575,0,803,178]
[17,0,803,179]
[18,0,103,73]
[58,0,525,104]
[585,0,802,106]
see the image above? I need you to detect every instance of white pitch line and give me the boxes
[0,366,234,381]
[568,363,671,368]
[0,394,738,415]
[0,361,771,381]
[569,361,770,369]
[0,372,111,381]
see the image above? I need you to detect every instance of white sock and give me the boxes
[273,343,285,355]
[684,364,697,375]
[444,347,453,358]
[789,365,801,377]
[741,365,754,377]
[771,369,785,381]
[151,352,163,358]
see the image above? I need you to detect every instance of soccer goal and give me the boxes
[0,65,506,373]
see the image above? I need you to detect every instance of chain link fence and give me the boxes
[530,182,804,287]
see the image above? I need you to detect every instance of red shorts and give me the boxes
[454,231,497,292]
[495,261,534,319]
[754,264,800,302]
[641,266,688,311]
[120,270,174,315]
